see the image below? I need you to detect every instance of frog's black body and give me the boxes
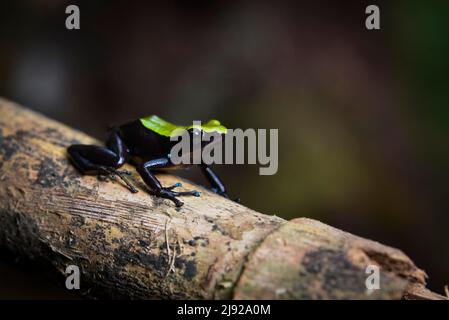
[119,120,177,165]
[68,119,229,207]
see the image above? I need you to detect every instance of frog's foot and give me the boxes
[165,182,200,197]
[157,185,201,207]
[210,188,240,203]
[99,166,138,193]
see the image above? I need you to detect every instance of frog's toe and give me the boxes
[156,189,183,206]
[156,186,200,207]
[166,182,182,191]
[164,183,200,197]
[174,190,200,197]
[98,165,138,193]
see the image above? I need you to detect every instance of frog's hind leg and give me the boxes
[67,130,137,193]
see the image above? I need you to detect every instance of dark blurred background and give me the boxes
[0,0,448,298]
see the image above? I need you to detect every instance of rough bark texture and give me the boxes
[0,97,445,300]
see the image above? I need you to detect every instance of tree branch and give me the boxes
[0,97,445,299]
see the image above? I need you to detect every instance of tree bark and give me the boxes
[0,97,445,300]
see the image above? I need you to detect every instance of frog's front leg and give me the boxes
[200,164,239,202]
[137,158,200,207]
[200,164,229,198]
[67,130,137,193]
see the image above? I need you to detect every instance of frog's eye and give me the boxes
[207,119,221,126]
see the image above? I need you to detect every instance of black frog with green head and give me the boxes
[68,115,230,207]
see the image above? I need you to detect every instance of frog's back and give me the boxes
[118,119,173,162]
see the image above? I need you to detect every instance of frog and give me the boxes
[67,115,230,207]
